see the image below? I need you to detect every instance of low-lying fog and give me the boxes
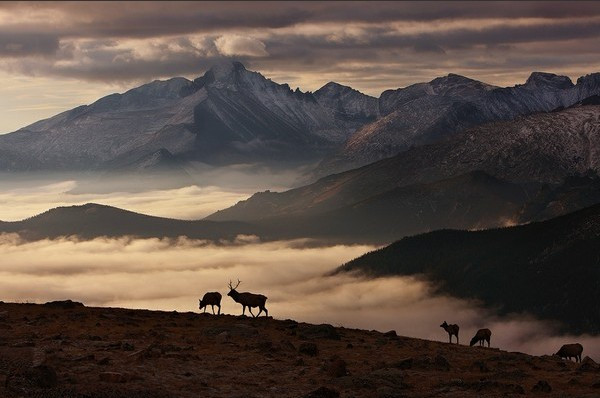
[0,166,303,221]
[1,233,598,361]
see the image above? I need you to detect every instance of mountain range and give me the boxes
[207,103,600,242]
[1,62,599,177]
[318,71,600,175]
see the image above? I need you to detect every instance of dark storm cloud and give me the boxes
[1,1,600,93]
[0,32,59,57]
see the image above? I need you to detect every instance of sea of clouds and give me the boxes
[0,233,597,360]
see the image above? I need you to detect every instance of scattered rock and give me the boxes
[121,342,135,351]
[368,368,406,388]
[377,386,409,398]
[279,339,296,351]
[26,365,58,388]
[43,300,84,309]
[303,386,339,398]
[203,324,258,338]
[327,358,348,378]
[216,331,230,343]
[397,358,414,370]
[97,357,110,365]
[435,354,450,371]
[99,371,127,383]
[299,342,318,356]
[578,356,599,372]
[71,353,95,361]
[532,380,552,393]
[473,360,490,372]
[299,324,340,340]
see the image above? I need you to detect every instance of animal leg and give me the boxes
[256,307,263,317]
[487,338,490,348]
[263,306,268,317]
[217,305,221,315]
[203,307,206,313]
[211,305,215,315]
[242,306,246,315]
[456,335,459,345]
[448,334,451,343]
[248,307,255,317]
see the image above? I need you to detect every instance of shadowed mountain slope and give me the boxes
[337,203,600,334]
[207,105,600,242]
[0,203,258,241]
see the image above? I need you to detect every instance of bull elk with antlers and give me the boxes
[227,279,269,318]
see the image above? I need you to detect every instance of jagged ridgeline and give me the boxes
[1,61,599,177]
[336,203,600,335]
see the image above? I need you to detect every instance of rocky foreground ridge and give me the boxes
[0,302,599,397]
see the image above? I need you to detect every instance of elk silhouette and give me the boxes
[440,321,459,344]
[227,279,268,318]
[469,328,492,347]
[555,343,583,362]
[199,292,222,315]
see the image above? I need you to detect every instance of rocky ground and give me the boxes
[0,301,599,398]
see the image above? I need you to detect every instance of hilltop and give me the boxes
[0,302,599,397]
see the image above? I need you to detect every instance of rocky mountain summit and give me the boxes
[317,72,600,175]
[1,302,599,398]
[0,61,376,171]
[2,63,599,177]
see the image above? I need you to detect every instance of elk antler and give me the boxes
[228,279,241,290]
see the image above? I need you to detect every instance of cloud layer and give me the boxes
[0,233,598,360]
[2,2,600,90]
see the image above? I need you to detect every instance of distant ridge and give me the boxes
[0,203,258,241]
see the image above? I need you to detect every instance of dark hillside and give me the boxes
[337,204,600,334]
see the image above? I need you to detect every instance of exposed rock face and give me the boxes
[317,72,600,176]
[0,61,376,171]
[1,65,599,175]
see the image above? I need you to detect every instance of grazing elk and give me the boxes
[470,328,492,347]
[555,343,583,363]
[440,321,460,344]
[227,279,268,318]
[199,292,222,315]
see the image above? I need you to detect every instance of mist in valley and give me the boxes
[0,233,598,361]
[0,165,305,221]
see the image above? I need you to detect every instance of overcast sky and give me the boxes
[1,1,600,133]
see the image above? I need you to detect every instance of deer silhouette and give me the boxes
[227,279,268,318]
[440,321,459,344]
[555,343,583,362]
[199,292,222,315]
[469,328,492,347]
